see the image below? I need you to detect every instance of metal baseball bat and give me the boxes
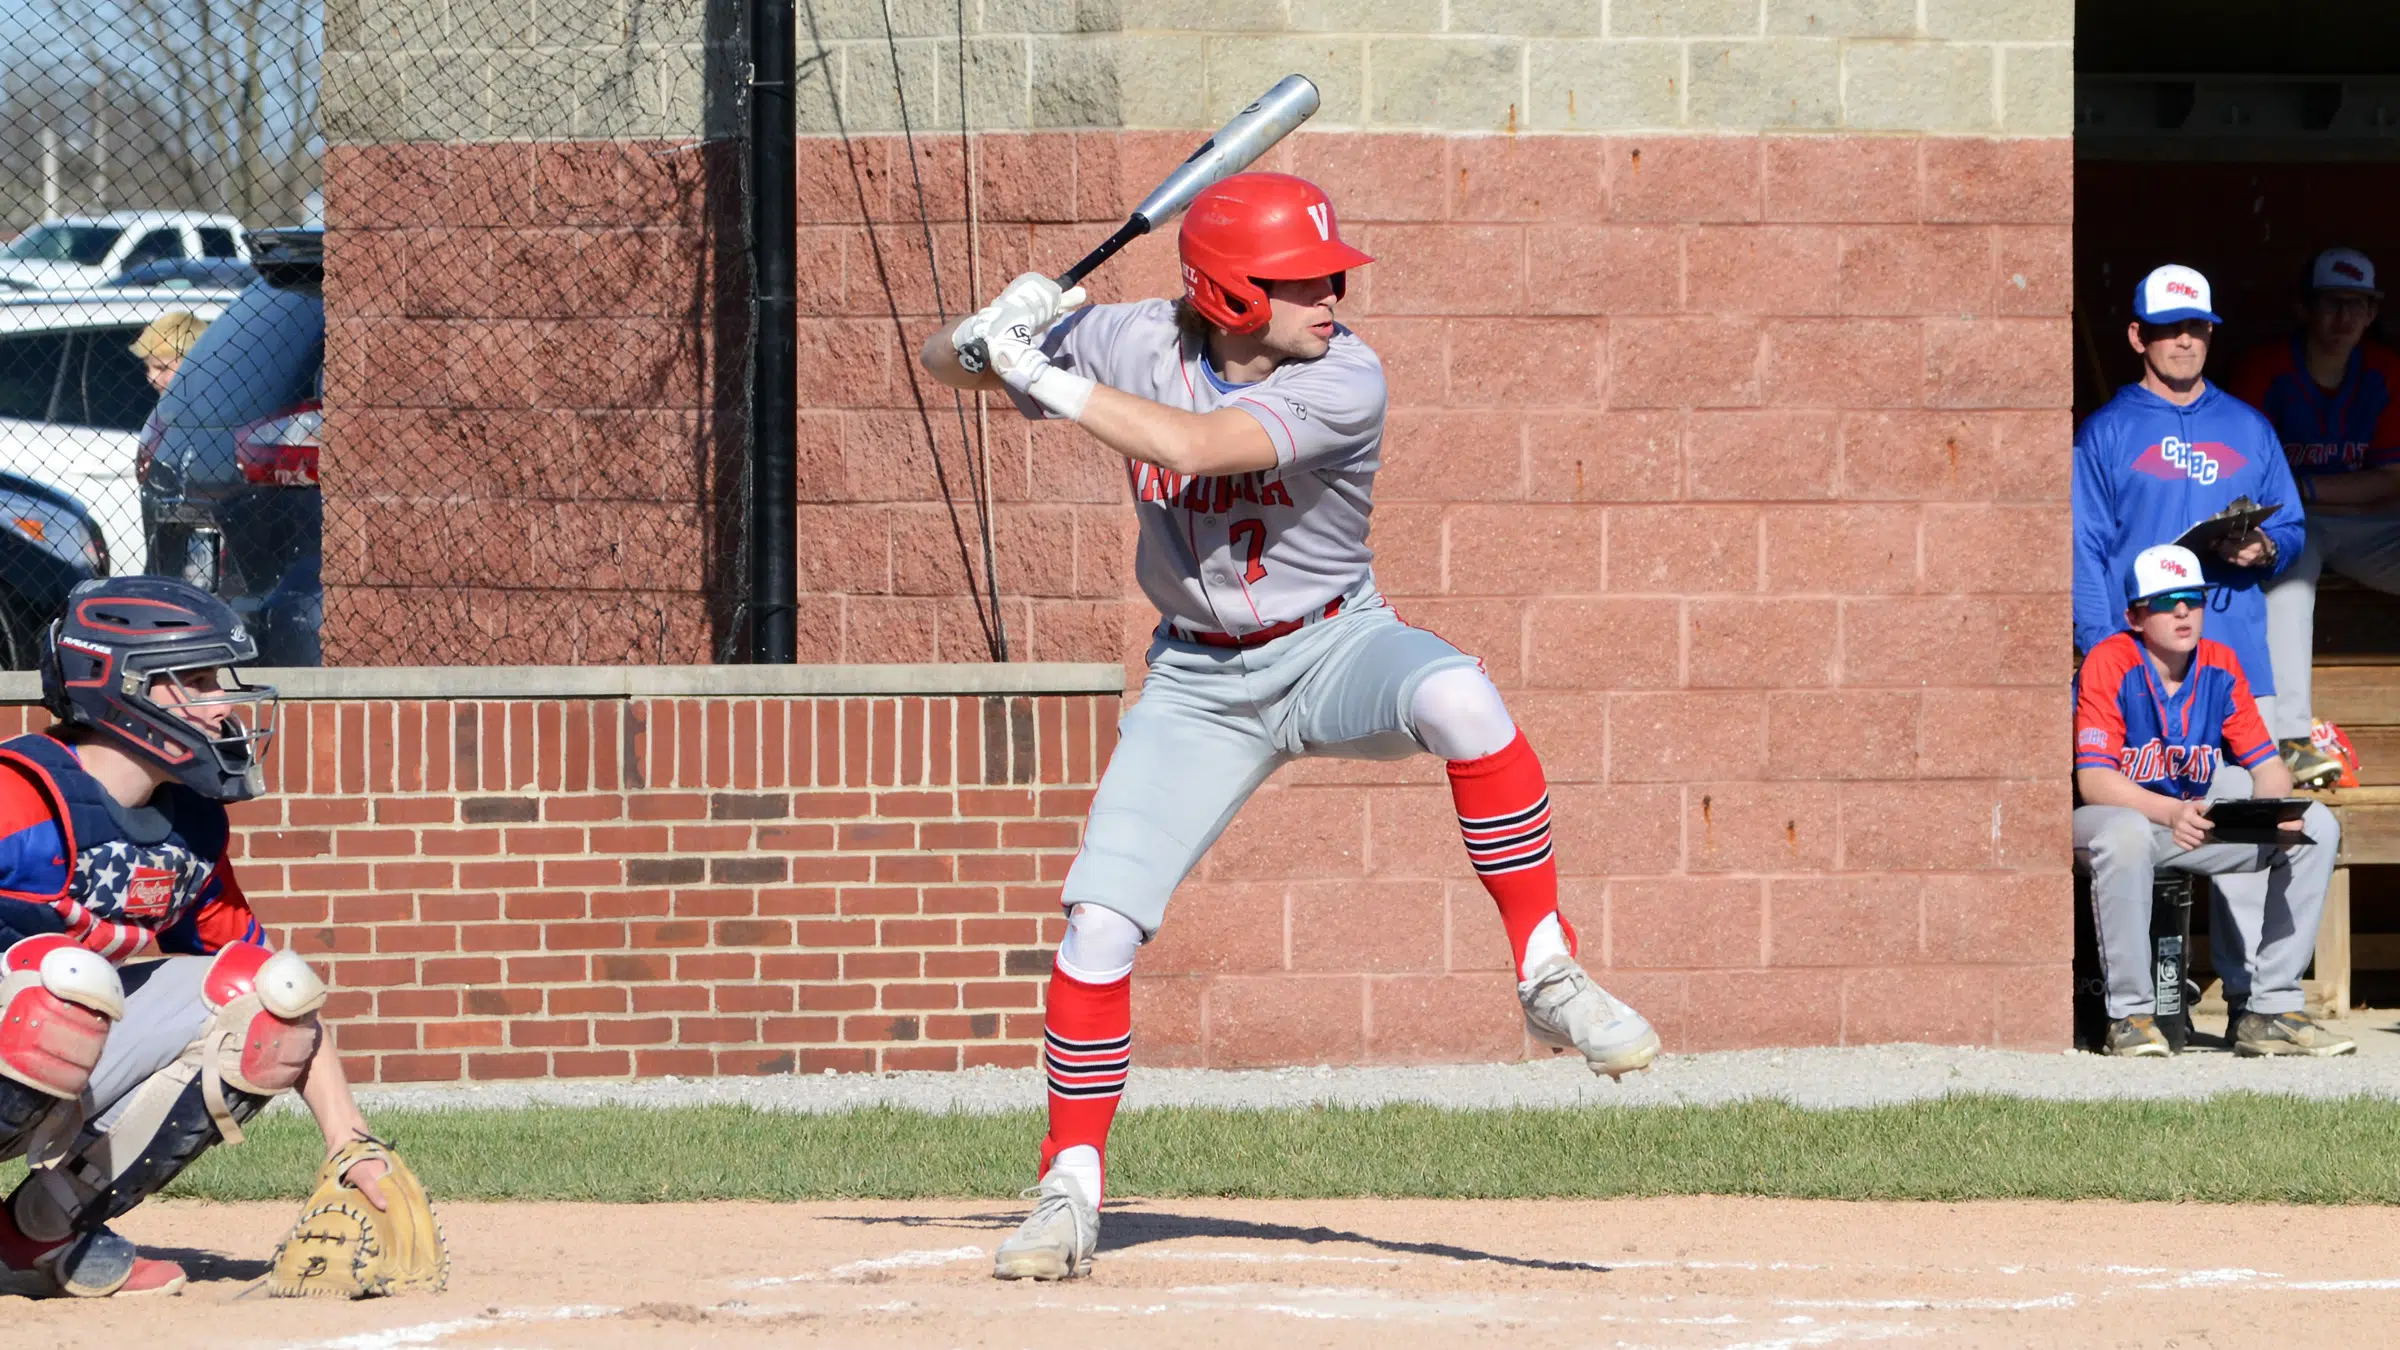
[956,73,1322,374]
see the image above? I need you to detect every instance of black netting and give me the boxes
[0,1,750,667]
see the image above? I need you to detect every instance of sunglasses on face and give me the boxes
[2142,590,2207,612]
[2139,320,2215,343]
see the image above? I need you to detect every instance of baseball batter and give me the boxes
[920,173,1659,1281]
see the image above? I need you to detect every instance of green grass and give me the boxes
[8,1096,2398,1206]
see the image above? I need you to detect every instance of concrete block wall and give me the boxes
[763,0,2072,136]
[314,0,2080,1058]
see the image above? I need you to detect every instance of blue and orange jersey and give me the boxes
[2074,633,2277,800]
[0,740,263,962]
[2227,337,2400,476]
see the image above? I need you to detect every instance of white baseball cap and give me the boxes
[2133,264,2222,325]
[2126,544,2209,609]
[2312,247,2382,298]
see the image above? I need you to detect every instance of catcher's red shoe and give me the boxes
[0,1201,186,1297]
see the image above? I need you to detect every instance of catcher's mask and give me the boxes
[38,577,277,802]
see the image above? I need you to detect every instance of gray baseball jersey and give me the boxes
[1014,299,1388,637]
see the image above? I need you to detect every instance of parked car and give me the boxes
[0,212,249,291]
[113,258,260,291]
[142,228,322,665]
[0,289,238,580]
[0,468,106,668]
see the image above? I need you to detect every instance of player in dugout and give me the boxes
[2241,248,2400,781]
[0,577,420,1297]
[921,173,1659,1281]
[2073,544,2352,1059]
[2072,264,2328,787]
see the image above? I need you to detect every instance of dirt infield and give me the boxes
[9,1196,2395,1347]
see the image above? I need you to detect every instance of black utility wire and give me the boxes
[875,0,1007,662]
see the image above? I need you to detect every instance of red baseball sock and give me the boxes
[1447,730,1576,979]
[1037,966,1131,1194]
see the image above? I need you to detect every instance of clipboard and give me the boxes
[2205,797,2313,846]
[2173,497,2278,559]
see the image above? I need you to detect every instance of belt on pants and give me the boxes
[1162,598,1345,651]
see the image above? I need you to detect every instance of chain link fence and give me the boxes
[0,0,751,668]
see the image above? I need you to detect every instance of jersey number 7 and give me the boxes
[1229,519,1268,584]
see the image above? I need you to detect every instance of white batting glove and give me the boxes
[986,271,1089,339]
[986,311,1095,422]
[949,302,1003,358]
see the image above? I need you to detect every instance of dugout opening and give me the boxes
[2074,1,2400,1013]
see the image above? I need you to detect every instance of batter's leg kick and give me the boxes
[997,611,1660,1282]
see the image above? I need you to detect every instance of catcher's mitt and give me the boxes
[266,1137,449,1298]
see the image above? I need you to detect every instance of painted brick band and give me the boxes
[0,696,1112,1082]
[0,676,2067,1081]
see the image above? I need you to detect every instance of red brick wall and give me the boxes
[0,695,1108,1082]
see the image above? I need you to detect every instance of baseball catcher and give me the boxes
[0,577,442,1297]
[922,172,1661,1281]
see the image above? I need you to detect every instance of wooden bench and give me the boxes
[2294,654,2400,1013]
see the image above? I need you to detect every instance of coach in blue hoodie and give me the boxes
[2073,264,2306,740]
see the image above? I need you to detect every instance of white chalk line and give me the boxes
[1774,1294,2078,1312]
[737,1244,989,1288]
[1125,1249,1406,1266]
[1711,1321,1931,1350]
[280,1241,2400,1349]
[279,1306,618,1350]
[1039,1282,1540,1324]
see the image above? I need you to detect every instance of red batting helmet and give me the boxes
[1177,173,1373,335]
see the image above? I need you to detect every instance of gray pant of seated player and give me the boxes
[2262,512,2400,740]
[2072,765,2338,1020]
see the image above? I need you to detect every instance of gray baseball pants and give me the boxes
[2262,511,2400,740]
[2072,766,2338,1019]
[1063,603,1478,935]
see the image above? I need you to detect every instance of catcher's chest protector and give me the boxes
[0,735,228,955]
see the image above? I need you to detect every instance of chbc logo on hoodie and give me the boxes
[2133,434,2246,486]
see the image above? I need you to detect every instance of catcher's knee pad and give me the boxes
[19,944,323,1234]
[195,943,327,1141]
[0,936,122,1160]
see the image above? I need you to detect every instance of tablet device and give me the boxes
[2206,797,2313,846]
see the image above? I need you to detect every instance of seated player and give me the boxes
[2241,247,2400,786]
[0,577,391,1296]
[922,173,1660,1281]
[2072,545,2351,1059]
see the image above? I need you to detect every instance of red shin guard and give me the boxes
[1447,730,1575,976]
[1036,967,1131,1180]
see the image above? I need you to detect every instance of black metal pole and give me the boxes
[748,0,798,663]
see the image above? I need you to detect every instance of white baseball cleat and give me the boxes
[992,1168,1099,1281]
[1519,955,1661,1080]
